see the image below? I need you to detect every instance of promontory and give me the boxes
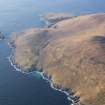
[10,13,105,105]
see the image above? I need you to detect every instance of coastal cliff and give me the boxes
[10,13,105,105]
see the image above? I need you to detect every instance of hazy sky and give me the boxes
[1,0,105,12]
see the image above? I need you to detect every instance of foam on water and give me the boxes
[8,47,74,105]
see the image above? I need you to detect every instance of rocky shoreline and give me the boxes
[8,41,81,105]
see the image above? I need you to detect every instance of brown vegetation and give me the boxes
[12,13,105,105]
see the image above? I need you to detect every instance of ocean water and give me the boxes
[0,0,105,105]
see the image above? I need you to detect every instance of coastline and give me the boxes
[8,42,77,105]
[7,14,82,105]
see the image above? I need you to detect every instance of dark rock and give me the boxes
[0,32,5,40]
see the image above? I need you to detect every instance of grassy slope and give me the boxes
[13,13,105,105]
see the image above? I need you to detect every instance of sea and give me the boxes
[0,0,105,105]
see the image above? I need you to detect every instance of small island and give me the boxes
[10,13,105,105]
[0,32,5,40]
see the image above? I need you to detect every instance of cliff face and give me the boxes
[12,13,105,105]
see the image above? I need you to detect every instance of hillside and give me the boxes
[11,13,105,105]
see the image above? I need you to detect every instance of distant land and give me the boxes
[40,13,74,27]
[10,13,105,105]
